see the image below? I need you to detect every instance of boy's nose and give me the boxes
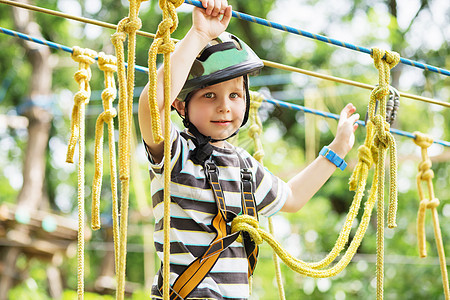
[217,97,231,113]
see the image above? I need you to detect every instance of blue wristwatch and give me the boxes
[319,146,347,171]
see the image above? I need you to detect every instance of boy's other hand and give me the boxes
[329,103,360,157]
[192,0,232,42]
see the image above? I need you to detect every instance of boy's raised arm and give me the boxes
[138,2,232,162]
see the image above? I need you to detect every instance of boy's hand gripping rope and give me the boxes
[111,0,146,299]
[413,132,449,300]
[147,1,183,299]
[91,53,120,271]
[66,46,97,300]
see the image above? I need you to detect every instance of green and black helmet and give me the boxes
[177,32,264,128]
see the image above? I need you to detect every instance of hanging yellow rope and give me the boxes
[91,52,120,272]
[413,132,450,300]
[111,1,146,299]
[248,91,285,299]
[147,1,183,299]
[66,46,97,300]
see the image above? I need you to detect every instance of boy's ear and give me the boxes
[172,99,186,116]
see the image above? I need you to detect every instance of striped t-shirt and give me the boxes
[146,127,289,299]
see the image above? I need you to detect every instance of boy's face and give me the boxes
[185,77,246,145]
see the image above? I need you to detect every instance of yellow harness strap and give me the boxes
[66,46,97,300]
[413,132,450,300]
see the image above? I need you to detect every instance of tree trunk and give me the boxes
[0,1,54,299]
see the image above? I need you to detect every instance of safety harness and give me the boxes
[156,148,259,300]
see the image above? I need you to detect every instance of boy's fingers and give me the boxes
[220,0,228,14]
[221,5,232,24]
[204,0,214,14]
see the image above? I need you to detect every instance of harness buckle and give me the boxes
[204,160,218,180]
[241,168,252,181]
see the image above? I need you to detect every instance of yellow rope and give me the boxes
[111,1,146,299]
[367,48,400,300]
[413,132,450,300]
[248,92,285,299]
[66,46,97,300]
[147,1,183,299]
[241,92,381,279]
[91,53,120,272]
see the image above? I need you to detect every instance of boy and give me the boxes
[138,0,360,299]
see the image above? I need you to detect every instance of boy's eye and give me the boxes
[230,92,240,99]
[204,92,215,98]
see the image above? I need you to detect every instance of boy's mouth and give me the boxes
[211,120,231,125]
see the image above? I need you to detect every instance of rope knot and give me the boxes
[98,53,117,73]
[156,18,174,38]
[357,145,373,167]
[101,87,117,102]
[231,215,263,245]
[158,39,176,54]
[418,159,434,180]
[74,90,90,106]
[413,131,433,149]
[248,124,262,138]
[111,31,127,45]
[100,107,117,123]
[384,51,400,69]
[124,17,142,34]
[420,198,440,210]
[74,69,91,84]
[373,115,390,149]
[71,46,96,65]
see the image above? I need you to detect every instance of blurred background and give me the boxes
[0,0,449,299]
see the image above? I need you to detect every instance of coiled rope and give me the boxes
[147,0,184,299]
[413,132,449,300]
[65,46,97,300]
[111,0,145,298]
[91,53,120,271]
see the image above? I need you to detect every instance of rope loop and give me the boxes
[231,215,263,245]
